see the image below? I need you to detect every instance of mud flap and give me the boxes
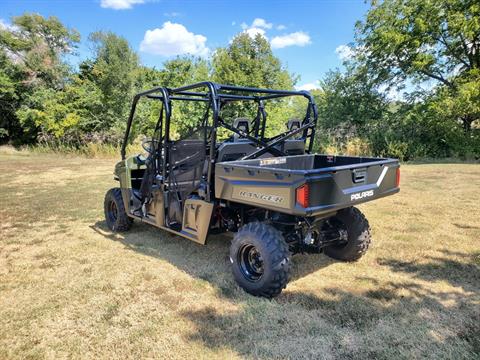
[181,198,214,244]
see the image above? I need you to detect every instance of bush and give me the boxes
[315,131,372,156]
[382,140,409,161]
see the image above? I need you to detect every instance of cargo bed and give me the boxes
[215,154,400,217]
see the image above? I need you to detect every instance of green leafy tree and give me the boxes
[0,51,26,142]
[317,67,388,131]
[0,13,80,142]
[213,33,294,89]
[86,31,139,131]
[0,13,79,88]
[355,0,480,131]
[212,33,297,136]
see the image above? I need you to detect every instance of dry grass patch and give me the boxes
[0,153,479,359]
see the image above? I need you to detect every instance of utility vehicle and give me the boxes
[104,82,400,298]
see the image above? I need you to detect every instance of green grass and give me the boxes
[0,150,479,359]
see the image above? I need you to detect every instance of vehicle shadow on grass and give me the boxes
[377,249,480,293]
[177,252,479,358]
[179,280,480,358]
[90,220,335,296]
[90,221,480,358]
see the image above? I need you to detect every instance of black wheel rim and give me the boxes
[238,244,264,282]
[107,200,118,224]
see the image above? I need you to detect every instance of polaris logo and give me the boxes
[239,191,284,204]
[351,190,374,201]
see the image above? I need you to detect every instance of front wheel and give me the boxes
[230,222,291,298]
[104,188,133,232]
[324,207,371,261]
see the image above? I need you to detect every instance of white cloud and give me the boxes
[239,18,272,39]
[140,22,209,57]
[163,12,181,17]
[244,27,267,39]
[335,44,355,61]
[276,24,287,30]
[378,84,403,101]
[0,18,18,32]
[251,18,272,29]
[271,31,311,49]
[231,21,236,26]
[100,0,145,10]
[295,81,320,91]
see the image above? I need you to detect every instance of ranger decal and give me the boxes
[239,191,284,204]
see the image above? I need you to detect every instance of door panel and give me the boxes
[181,198,213,244]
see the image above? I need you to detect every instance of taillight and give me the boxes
[296,184,309,208]
[396,168,400,187]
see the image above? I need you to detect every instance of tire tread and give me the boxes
[231,222,290,298]
[104,188,133,232]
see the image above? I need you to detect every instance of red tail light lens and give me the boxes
[396,168,400,187]
[296,184,309,208]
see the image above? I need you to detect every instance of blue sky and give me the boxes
[0,0,370,90]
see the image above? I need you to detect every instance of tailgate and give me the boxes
[302,162,400,216]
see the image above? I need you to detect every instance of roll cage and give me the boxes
[120,82,318,202]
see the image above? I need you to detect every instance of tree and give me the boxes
[354,0,480,131]
[0,13,80,88]
[86,31,139,131]
[212,33,297,135]
[213,33,295,89]
[317,67,388,131]
[0,13,80,143]
[158,56,210,88]
[0,51,25,142]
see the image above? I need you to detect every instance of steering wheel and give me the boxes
[141,138,160,155]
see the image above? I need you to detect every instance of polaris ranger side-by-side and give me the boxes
[104,82,400,298]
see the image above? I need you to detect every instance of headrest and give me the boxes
[287,119,301,131]
[233,118,250,134]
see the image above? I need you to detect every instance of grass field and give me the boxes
[0,150,479,359]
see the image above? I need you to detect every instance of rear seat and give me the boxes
[216,117,304,162]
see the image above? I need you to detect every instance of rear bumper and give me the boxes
[300,187,400,217]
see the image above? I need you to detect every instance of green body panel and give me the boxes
[113,155,213,244]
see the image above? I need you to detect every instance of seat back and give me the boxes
[284,118,305,155]
[233,118,251,141]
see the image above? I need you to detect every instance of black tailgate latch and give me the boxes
[352,168,367,183]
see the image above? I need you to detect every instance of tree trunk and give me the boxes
[461,115,474,133]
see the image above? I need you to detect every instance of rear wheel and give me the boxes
[230,222,290,298]
[104,188,133,232]
[324,207,371,261]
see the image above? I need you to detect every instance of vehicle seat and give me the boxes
[216,141,256,162]
[287,119,302,137]
[233,118,251,141]
[217,117,283,161]
[283,118,305,155]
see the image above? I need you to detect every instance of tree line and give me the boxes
[1,0,478,160]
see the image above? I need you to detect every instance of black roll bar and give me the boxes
[120,82,318,197]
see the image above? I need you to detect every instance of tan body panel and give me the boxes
[181,199,214,244]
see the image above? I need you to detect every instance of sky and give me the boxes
[0,0,371,90]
